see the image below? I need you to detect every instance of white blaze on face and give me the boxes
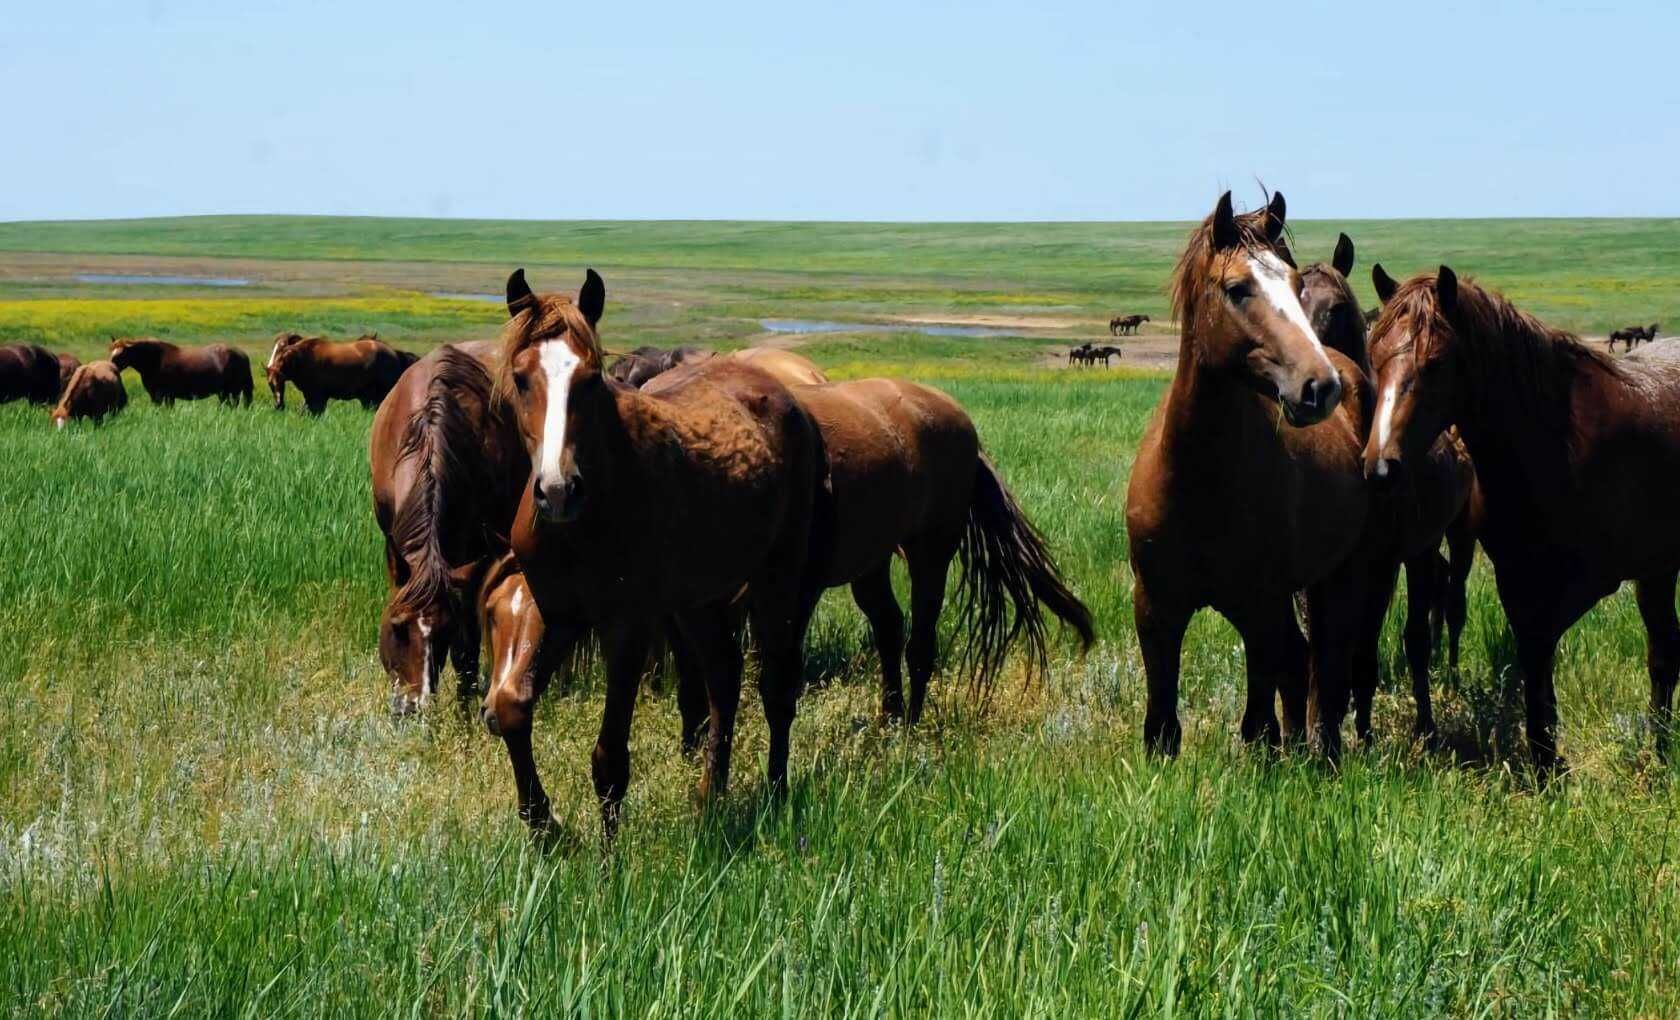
[1248,251,1335,375]
[537,341,582,486]
[417,618,436,701]
[1375,379,1400,452]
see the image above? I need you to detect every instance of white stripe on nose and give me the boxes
[537,341,582,487]
[1249,252,1335,376]
[1375,383,1399,450]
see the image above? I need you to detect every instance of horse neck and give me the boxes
[1158,319,1274,467]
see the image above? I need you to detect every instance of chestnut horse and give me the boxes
[0,343,63,404]
[1126,191,1373,757]
[51,360,127,427]
[369,340,528,714]
[270,335,410,413]
[1111,314,1149,336]
[1305,243,1479,740]
[490,268,825,836]
[109,337,252,405]
[1364,268,1680,771]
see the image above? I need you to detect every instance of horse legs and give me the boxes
[1353,558,1402,745]
[1227,599,1305,747]
[483,622,579,834]
[677,603,745,801]
[1636,572,1680,757]
[904,536,959,726]
[850,559,907,722]
[449,611,483,707]
[668,622,710,759]
[1136,583,1191,756]
[592,621,652,838]
[1402,552,1441,742]
[1444,513,1475,673]
[1305,560,1366,762]
[751,587,818,796]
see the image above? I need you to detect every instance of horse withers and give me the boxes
[1364,267,1680,772]
[1126,191,1374,758]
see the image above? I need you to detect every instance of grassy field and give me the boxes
[3,216,1680,1014]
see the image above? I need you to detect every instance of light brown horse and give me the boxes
[1364,268,1680,771]
[1305,244,1479,741]
[369,340,528,714]
[728,347,829,385]
[489,268,826,836]
[1126,191,1374,757]
[270,335,410,413]
[109,337,252,405]
[50,360,127,427]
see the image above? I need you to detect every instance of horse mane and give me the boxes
[389,346,499,619]
[1168,204,1294,326]
[492,294,603,408]
[53,362,94,413]
[1301,261,1369,372]
[1373,272,1618,426]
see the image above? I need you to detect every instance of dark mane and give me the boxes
[389,346,499,618]
[1372,273,1617,422]
[1169,204,1295,326]
[493,294,603,407]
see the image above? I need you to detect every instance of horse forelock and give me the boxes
[1168,207,1295,326]
[494,294,602,407]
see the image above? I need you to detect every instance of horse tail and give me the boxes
[389,347,497,620]
[953,454,1094,697]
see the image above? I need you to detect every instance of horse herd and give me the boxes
[1064,343,1124,367]
[6,193,1678,835]
[0,331,426,427]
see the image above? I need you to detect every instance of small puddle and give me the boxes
[429,291,502,303]
[76,273,250,287]
[760,319,1020,338]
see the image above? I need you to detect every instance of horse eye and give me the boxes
[513,372,529,392]
[1225,283,1251,303]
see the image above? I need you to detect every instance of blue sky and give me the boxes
[4,0,1676,221]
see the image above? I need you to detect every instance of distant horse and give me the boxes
[0,343,63,404]
[1088,345,1123,367]
[268,335,409,413]
[1365,267,1680,772]
[1127,191,1373,757]
[51,360,127,428]
[606,345,714,387]
[55,353,80,399]
[1066,343,1094,366]
[108,337,252,405]
[1110,314,1150,336]
[489,268,825,836]
[1306,242,1478,740]
[1608,323,1661,353]
[369,340,528,715]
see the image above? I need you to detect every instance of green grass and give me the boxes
[3,217,1679,1014]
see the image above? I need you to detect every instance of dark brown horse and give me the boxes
[269,336,410,413]
[489,268,825,836]
[369,340,528,714]
[606,345,714,387]
[50,360,127,427]
[1088,345,1123,366]
[1066,343,1094,366]
[55,353,80,399]
[1306,247,1479,740]
[1364,268,1680,771]
[1608,323,1660,353]
[109,337,252,405]
[1126,191,1374,757]
[0,344,64,404]
[1110,314,1150,336]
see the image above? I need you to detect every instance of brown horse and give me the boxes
[269,335,410,413]
[606,345,715,387]
[490,268,825,836]
[727,347,829,385]
[0,343,63,404]
[55,353,80,399]
[1088,345,1124,367]
[1126,191,1373,757]
[50,360,127,427]
[369,340,528,714]
[1364,268,1680,771]
[1608,323,1661,353]
[1306,246,1479,740]
[1110,314,1150,336]
[109,337,252,405]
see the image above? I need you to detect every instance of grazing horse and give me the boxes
[50,360,127,427]
[369,340,527,715]
[0,343,64,404]
[108,337,252,405]
[55,353,80,399]
[1306,244,1479,740]
[1111,314,1150,336]
[269,335,410,413]
[1088,345,1124,367]
[1364,268,1680,772]
[489,268,825,836]
[1126,191,1373,757]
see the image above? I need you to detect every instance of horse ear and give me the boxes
[1436,266,1459,317]
[1332,233,1355,277]
[578,268,605,328]
[506,268,536,319]
[1371,263,1398,305]
[1211,191,1238,250]
[1263,191,1287,242]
